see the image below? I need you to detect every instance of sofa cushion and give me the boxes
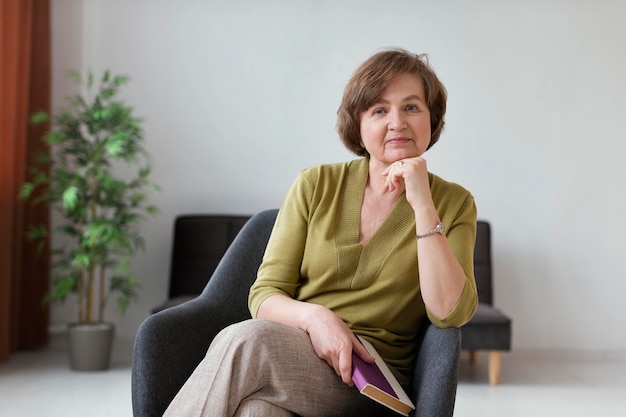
[461,303,512,351]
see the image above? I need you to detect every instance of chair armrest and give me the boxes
[131,209,278,417]
[131,295,243,417]
[410,323,461,417]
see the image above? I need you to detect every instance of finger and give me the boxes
[318,351,341,377]
[383,160,404,176]
[386,174,403,191]
[338,346,354,386]
[384,178,393,191]
[351,336,375,364]
[384,169,400,188]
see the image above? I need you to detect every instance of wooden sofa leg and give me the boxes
[469,350,477,364]
[488,350,501,385]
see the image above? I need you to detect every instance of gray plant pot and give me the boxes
[67,322,115,371]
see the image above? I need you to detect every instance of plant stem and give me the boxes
[77,268,84,323]
[86,261,95,324]
[87,175,99,324]
[76,218,85,323]
[98,265,105,322]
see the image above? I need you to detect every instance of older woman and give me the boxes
[164,48,478,417]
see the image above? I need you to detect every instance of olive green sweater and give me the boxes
[249,158,478,372]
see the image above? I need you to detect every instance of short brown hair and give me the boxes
[337,48,447,157]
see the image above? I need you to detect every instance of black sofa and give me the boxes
[461,220,512,385]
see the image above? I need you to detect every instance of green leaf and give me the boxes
[19,183,34,199]
[132,236,146,252]
[117,258,130,274]
[101,87,116,100]
[25,224,48,241]
[62,186,79,210]
[30,111,50,124]
[67,70,81,84]
[130,193,146,205]
[147,181,160,193]
[106,132,128,156]
[44,131,66,144]
[83,222,117,246]
[45,274,77,303]
[113,75,130,86]
[35,240,47,257]
[71,252,91,269]
[138,166,150,179]
[93,108,113,120]
[110,275,139,314]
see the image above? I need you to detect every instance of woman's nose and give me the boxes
[388,111,407,130]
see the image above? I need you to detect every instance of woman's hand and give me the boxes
[382,156,468,318]
[257,294,374,386]
[305,304,374,386]
[382,156,433,210]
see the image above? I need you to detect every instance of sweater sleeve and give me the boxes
[425,190,479,328]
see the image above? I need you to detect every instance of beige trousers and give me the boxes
[163,319,403,417]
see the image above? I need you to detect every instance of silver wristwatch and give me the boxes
[416,222,445,239]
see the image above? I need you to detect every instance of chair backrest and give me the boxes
[201,209,280,323]
[168,215,251,298]
[473,220,493,305]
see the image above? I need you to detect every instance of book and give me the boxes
[351,336,415,416]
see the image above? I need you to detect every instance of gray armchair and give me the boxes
[131,209,461,417]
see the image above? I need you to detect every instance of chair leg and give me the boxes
[488,350,501,385]
[469,350,477,363]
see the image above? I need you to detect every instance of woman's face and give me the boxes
[359,73,431,167]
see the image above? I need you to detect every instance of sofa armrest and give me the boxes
[410,323,461,417]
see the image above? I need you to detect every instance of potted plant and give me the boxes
[20,70,159,371]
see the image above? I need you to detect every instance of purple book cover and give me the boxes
[351,352,398,398]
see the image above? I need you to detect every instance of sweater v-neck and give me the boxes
[334,158,415,288]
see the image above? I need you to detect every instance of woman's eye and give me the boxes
[372,108,386,115]
[406,104,419,112]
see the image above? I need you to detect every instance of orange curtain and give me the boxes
[0,0,51,361]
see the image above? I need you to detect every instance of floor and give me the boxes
[0,334,134,417]
[455,351,626,416]
[0,335,625,416]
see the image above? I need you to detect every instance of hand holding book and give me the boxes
[351,336,415,416]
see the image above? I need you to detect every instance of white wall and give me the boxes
[50,0,626,354]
